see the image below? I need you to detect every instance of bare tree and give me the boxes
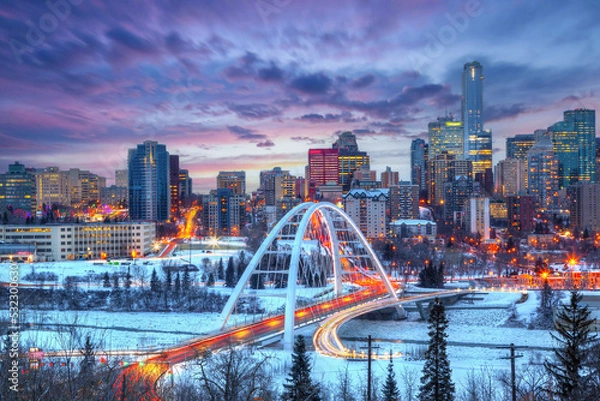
[399,365,420,401]
[194,347,278,401]
[332,363,357,401]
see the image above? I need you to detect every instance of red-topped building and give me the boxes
[307,148,339,200]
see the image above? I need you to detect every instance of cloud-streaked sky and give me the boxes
[1,0,599,192]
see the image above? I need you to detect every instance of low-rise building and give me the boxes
[389,219,437,241]
[0,222,156,261]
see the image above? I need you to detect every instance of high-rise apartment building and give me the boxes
[66,168,105,207]
[495,158,524,198]
[115,169,128,189]
[468,197,490,240]
[596,137,600,184]
[410,138,428,196]
[260,167,296,206]
[342,188,388,239]
[506,134,536,160]
[202,188,246,236]
[381,166,399,188]
[527,133,559,209]
[549,109,596,188]
[128,140,171,221]
[0,162,36,215]
[569,183,600,232]
[217,171,246,195]
[507,195,535,233]
[179,169,192,200]
[169,155,180,218]
[462,61,484,157]
[36,167,69,207]
[428,116,464,160]
[389,182,419,220]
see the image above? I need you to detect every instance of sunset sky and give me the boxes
[1,0,599,192]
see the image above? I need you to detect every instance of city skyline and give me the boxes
[1,0,599,193]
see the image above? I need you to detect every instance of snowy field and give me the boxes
[0,255,582,396]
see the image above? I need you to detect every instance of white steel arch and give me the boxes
[220,202,398,350]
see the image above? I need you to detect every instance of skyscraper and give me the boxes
[115,169,128,189]
[307,148,339,200]
[506,134,536,160]
[549,109,596,188]
[380,166,399,188]
[169,155,180,219]
[179,169,192,200]
[469,129,493,175]
[217,171,246,195]
[495,158,524,198]
[0,162,36,215]
[333,132,370,192]
[428,116,464,160]
[527,133,559,209]
[128,140,170,221]
[410,138,428,195]
[260,167,296,206]
[462,61,484,157]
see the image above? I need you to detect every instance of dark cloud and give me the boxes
[258,63,284,82]
[289,73,332,94]
[227,125,273,148]
[321,84,459,119]
[106,27,155,53]
[351,74,376,89]
[257,139,275,148]
[223,51,261,80]
[227,103,281,120]
[486,104,529,122]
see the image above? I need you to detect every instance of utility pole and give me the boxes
[498,343,526,401]
[360,335,380,401]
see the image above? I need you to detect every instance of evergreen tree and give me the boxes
[102,272,111,288]
[112,273,119,289]
[79,335,96,377]
[250,273,265,290]
[207,272,215,287]
[150,268,161,293]
[78,335,98,398]
[536,278,556,328]
[237,250,247,282]
[182,267,191,292]
[124,266,132,289]
[165,267,173,291]
[174,271,181,298]
[226,257,236,287]
[382,352,400,401]
[282,335,321,401]
[419,261,444,289]
[419,298,454,401]
[217,258,225,281]
[544,290,597,400]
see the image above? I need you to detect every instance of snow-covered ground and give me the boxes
[1,256,581,396]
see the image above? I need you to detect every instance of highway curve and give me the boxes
[313,290,469,359]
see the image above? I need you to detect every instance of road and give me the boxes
[114,284,394,400]
[313,290,470,359]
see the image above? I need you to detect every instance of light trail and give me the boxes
[313,290,473,360]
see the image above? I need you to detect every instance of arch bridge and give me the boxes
[220,202,401,349]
